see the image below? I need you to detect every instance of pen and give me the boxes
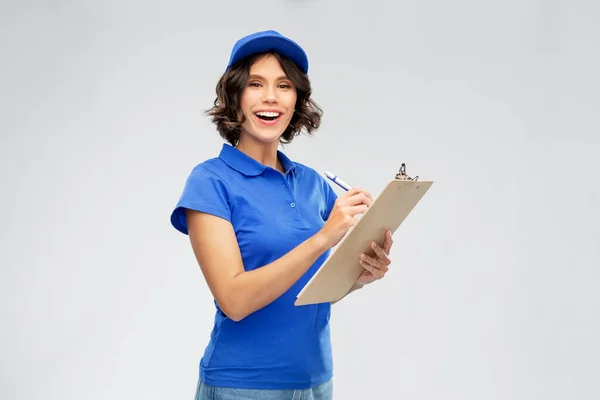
[324,171,352,191]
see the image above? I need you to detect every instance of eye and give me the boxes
[279,83,292,89]
[249,82,261,87]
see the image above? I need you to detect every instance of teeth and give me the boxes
[256,111,280,117]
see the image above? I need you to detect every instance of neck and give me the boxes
[236,134,282,172]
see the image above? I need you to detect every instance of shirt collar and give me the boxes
[219,143,296,177]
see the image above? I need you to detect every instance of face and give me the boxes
[239,54,297,144]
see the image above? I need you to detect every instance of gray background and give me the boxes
[2,0,599,399]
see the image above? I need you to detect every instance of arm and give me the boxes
[186,209,329,322]
[185,187,373,322]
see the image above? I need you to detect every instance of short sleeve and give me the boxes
[321,177,338,221]
[170,166,232,235]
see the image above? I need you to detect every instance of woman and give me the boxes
[170,30,394,400]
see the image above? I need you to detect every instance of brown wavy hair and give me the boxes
[206,51,323,146]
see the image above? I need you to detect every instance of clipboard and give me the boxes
[295,164,433,306]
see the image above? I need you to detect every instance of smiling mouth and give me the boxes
[255,111,281,121]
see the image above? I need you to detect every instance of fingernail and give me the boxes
[371,242,377,249]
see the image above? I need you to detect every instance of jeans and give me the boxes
[194,378,333,400]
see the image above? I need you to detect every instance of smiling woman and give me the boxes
[169,30,393,400]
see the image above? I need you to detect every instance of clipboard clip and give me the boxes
[395,163,419,181]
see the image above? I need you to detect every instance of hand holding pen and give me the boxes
[316,171,373,249]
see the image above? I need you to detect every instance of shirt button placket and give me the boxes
[281,179,302,224]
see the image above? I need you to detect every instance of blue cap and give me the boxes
[226,30,309,74]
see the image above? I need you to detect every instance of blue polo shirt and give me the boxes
[170,143,338,390]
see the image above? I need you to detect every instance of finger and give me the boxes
[382,230,393,254]
[349,193,373,207]
[359,259,385,279]
[344,204,369,217]
[341,192,373,208]
[360,188,375,201]
[344,187,374,202]
[360,253,389,273]
[370,241,391,265]
[345,187,364,197]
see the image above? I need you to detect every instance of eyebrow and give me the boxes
[248,74,290,81]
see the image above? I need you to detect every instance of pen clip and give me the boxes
[395,163,419,181]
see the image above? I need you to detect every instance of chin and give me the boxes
[242,116,292,144]
[254,129,286,143]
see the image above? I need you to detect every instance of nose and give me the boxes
[262,84,278,103]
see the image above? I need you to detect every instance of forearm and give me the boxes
[229,233,330,320]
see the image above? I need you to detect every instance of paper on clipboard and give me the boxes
[295,165,433,306]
